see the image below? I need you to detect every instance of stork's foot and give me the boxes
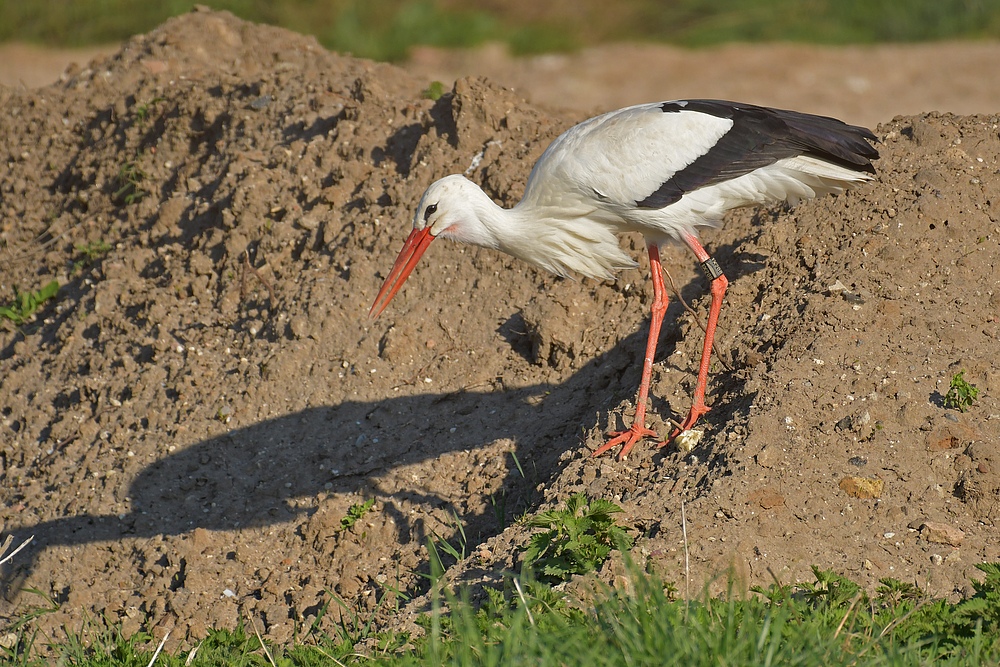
[665,402,711,445]
[593,422,659,460]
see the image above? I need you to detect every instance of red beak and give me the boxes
[369,226,435,319]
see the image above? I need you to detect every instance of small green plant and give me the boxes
[521,493,633,584]
[113,156,148,205]
[421,80,446,100]
[215,404,233,423]
[875,576,922,614]
[955,562,1000,636]
[944,370,980,412]
[797,565,865,608]
[0,280,60,325]
[134,96,164,125]
[72,239,111,273]
[75,239,111,261]
[339,498,375,532]
[429,511,468,566]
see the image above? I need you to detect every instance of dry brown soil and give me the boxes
[1,8,999,652]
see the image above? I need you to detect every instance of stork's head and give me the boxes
[369,175,496,318]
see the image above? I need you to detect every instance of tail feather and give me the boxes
[770,107,879,173]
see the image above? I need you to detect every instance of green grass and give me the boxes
[7,497,1000,665]
[625,0,1000,46]
[112,156,148,206]
[4,563,1000,666]
[4,502,1000,665]
[1,0,999,61]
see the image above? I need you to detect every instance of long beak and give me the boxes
[369,226,435,319]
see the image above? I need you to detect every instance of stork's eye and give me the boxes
[423,203,438,221]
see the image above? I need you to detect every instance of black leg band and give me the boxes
[701,257,724,281]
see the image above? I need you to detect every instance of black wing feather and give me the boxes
[637,100,878,209]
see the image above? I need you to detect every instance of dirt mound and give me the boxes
[1,8,998,651]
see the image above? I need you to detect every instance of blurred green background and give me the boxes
[0,0,998,61]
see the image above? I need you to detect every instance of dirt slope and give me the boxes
[1,8,998,651]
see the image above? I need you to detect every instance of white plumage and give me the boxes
[371,99,878,459]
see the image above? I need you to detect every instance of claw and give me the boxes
[593,423,659,460]
[665,403,711,445]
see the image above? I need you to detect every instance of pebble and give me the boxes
[289,315,309,338]
[755,446,777,468]
[921,521,965,547]
[296,215,319,230]
[749,488,785,509]
[674,428,703,453]
[838,476,884,499]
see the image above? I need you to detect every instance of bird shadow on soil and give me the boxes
[0,332,609,588]
[1,240,762,600]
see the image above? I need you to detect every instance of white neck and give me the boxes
[447,180,636,280]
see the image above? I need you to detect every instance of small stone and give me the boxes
[296,215,320,230]
[119,616,143,641]
[926,431,960,451]
[191,527,212,551]
[755,446,777,468]
[839,476,884,499]
[921,521,965,547]
[289,315,309,338]
[926,424,979,452]
[749,488,785,509]
[674,429,703,453]
[930,554,943,565]
[141,59,169,74]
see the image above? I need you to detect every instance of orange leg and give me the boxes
[664,233,728,444]
[593,242,668,460]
